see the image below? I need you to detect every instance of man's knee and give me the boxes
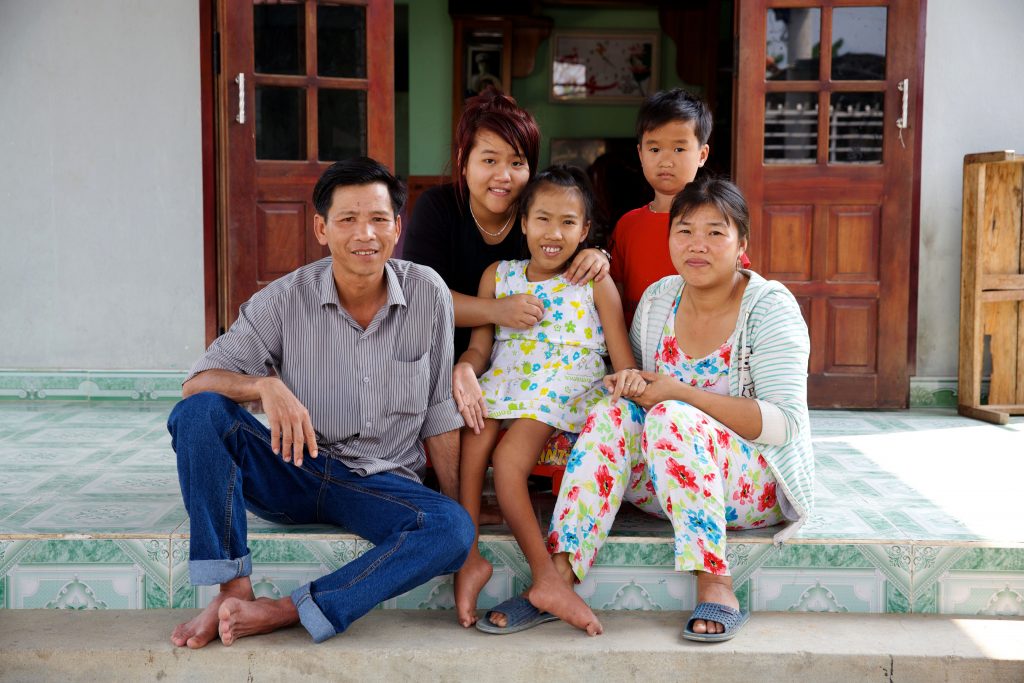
[168,391,237,435]
[426,498,475,563]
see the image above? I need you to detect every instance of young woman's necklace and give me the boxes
[469,201,514,238]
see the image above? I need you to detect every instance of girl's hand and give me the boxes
[632,371,688,410]
[602,368,647,401]
[493,293,545,329]
[452,362,487,434]
[565,248,610,285]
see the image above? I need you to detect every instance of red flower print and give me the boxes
[617,437,626,456]
[703,472,716,482]
[581,413,596,435]
[757,481,778,512]
[645,480,656,495]
[575,550,583,563]
[653,437,677,452]
[753,519,766,527]
[599,442,618,463]
[660,336,681,365]
[723,458,730,480]
[547,530,559,552]
[666,498,673,514]
[757,454,769,470]
[567,486,580,501]
[733,476,754,505]
[702,488,712,498]
[610,405,622,428]
[706,435,716,454]
[641,433,648,451]
[650,403,667,417]
[720,346,732,366]
[715,429,730,448]
[703,549,727,574]
[631,461,645,477]
[665,458,700,492]
[595,464,614,499]
[599,500,611,517]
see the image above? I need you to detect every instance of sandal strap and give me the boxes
[689,602,745,630]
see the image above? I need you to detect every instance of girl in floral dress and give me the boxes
[547,176,813,642]
[451,166,638,635]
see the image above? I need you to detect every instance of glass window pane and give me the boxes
[318,5,366,78]
[766,8,822,80]
[256,87,307,160]
[254,4,305,75]
[829,92,884,164]
[832,7,888,80]
[318,89,367,161]
[765,92,819,164]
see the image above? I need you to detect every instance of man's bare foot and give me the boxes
[454,552,492,627]
[218,596,300,646]
[171,579,254,649]
[519,573,602,636]
[691,572,738,635]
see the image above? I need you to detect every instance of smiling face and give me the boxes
[462,129,531,221]
[313,182,401,281]
[521,184,590,279]
[669,203,746,288]
[637,120,709,201]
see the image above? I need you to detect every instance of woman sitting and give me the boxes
[546,175,813,642]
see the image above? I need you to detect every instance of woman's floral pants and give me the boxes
[547,396,784,579]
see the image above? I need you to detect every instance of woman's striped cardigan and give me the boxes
[630,271,814,544]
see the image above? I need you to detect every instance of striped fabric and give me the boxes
[186,257,463,482]
[630,271,814,543]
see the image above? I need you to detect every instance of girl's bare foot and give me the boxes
[171,578,254,649]
[490,572,601,636]
[218,596,300,646]
[454,552,492,627]
[691,572,738,635]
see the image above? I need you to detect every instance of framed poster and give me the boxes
[550,31,659,103]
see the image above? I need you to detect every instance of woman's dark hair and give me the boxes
[312,157,406,217]
[518,165,602,248]
[635,88,713,146]
[669,175,750,241]
[452,87,540,200]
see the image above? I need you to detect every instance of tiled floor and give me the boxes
[1,401,1022,617]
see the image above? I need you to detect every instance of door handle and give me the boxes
[235,73,246,124]
[896,78,908,148]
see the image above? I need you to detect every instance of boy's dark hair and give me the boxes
[312,157,407,218]
[519,165,602,248]
[635,88,713,146]
[669,175,750,241]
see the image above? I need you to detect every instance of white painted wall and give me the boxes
[917,0,1024,378]
[0,0,204,369]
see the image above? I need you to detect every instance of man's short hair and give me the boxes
[312,157,407,218]
[635,88,713,146]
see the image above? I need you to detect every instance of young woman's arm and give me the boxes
[452,262,500,434]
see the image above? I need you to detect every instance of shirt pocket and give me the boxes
[388,353,431,415]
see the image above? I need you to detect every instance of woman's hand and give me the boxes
[452,362,487,434]
[493,293,545,329]
[602,368,647,401]
[565,248,610,285]
[631,371,690,411]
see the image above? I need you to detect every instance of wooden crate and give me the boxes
[958,150,1024,424]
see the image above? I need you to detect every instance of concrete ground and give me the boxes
[1,609,1023,682]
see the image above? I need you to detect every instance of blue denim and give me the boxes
[168,392,474,643]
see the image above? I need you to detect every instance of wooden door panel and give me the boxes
[737,0,923,407]
[257,202,307,285]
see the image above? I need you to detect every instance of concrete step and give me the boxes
[1,609,1022,682]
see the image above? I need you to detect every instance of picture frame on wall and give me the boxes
[465,41,504,99]
[550,30,659,104]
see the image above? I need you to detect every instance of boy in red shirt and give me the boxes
[609,89,749,325]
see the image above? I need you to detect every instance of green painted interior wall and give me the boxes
[402,3,691,176]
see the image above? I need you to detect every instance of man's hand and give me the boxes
[493,293,545,329]
[565,247,610,285]
[258,377,317,467]
[452,362,487,434]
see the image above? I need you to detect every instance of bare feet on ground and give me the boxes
[487,572,602,636]
[171,580,254,649]
[691,572,738,635]
[218,596,300,646]
[454,553,492,627]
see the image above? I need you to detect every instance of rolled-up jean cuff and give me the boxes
[188,553,252,586]
[292,583,336,643]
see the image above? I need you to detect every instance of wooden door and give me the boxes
[217,0,394,330]
[735,0,924,408]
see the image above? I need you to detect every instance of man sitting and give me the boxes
[167,157,472,647]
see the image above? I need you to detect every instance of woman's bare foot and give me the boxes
[171,578,254,649]
[691,572,738,635]
[218,596,300,646]
[521,573,602,636]
[454,552,492,627]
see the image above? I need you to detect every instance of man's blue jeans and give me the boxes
[167,392,474,643]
